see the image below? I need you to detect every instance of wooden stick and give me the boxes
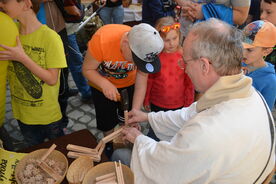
[124,111,128,125]
[37,144,63,181]
[95,172,116,182]
[102,128,123,143]
[39,161,62,181]
[115,162,123,184]
[67,151,100,162]
[118,161,125,184]
[96,175,116,183]
[97,143,105,156]
[66,144,97,154]
[40,144,56,163]
[67,150,99,157]
[95,140,104,152]
[95,179,117,184]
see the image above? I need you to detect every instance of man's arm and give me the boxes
[82,51,120,101]
[177,1,250,25]
[232,6,250,25]
[127,103,198,141]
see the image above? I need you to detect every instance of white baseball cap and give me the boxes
[128,23,164,73]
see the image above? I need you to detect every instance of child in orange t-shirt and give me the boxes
[83,23,164,157]
[144,16,194,140]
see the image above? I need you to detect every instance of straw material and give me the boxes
[15,149,68,184]
[66,156,94,184]
[82,162,134,184]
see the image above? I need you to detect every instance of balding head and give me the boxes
[186,18,243,76]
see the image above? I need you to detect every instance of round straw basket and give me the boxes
[82,161,134,184]
[15,149,68,184]
[66,156,94,184]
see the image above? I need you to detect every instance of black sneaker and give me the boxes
[68,88,79,97]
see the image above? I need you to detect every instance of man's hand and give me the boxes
[128,109,148,125]
[0,37,28,62]
[182,2,203,22]
[122,126,142,143]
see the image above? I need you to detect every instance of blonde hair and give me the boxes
[155,16,180,38]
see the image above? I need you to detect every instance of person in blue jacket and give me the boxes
[142,0,176,26]
[242,20,276,110]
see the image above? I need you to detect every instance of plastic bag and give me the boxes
[0,148,26,184]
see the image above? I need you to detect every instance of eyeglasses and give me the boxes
[178,57,212,69]
[178,58,196,70]
[160,23,181,33]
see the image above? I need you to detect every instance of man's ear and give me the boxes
[200,57,211,75]
[263,48,273,57]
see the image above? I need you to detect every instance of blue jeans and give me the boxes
[99,5,124,24]
[67,33,91,98]
[111,148,132,167]
[18,119,64,147]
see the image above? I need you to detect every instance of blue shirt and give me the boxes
[244,62,276,110]
[142,0,175,27]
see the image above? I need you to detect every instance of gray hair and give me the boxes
[188,18,243,76]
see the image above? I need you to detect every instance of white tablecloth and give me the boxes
[123,4,142,22]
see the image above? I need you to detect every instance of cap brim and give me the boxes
[132,51,161,74]
[242,42,255,49]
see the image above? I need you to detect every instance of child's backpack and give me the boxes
[54,0,85,23]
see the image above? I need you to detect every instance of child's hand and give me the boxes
[101,81,120,101]
[0,37,28,62]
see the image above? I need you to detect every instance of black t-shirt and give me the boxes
[106,0,122,7]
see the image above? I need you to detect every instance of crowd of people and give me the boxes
[0,0,276,183]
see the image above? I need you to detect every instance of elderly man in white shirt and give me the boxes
[118,18,275,184]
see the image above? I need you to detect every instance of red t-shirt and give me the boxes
[144,50,194,109]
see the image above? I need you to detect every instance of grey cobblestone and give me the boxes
[71,123,87,131]
[79,115,92,123]
[88,119,97,128]
[67,110,85,120]
[80,104,93,112]
[67,119,74,128]
[70,97,83,107]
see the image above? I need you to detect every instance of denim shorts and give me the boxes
[18,119,64,147]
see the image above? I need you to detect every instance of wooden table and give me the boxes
[20,129,108,184]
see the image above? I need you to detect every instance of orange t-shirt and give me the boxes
[88,24,137,88]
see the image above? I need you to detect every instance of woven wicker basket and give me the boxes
[15,149,68,184]
[82,161,134,184]
[66,156,94,184]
